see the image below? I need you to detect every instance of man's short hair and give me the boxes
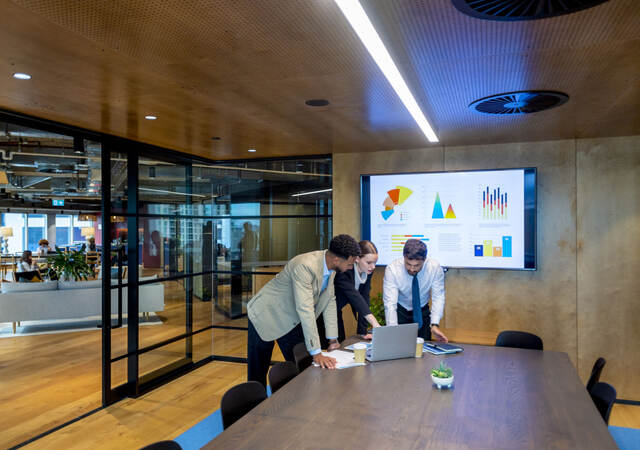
[403,239,427,260]
[329,234,361,259]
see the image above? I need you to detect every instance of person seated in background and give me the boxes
[87,237,97,251]
[15,250,42,282]
[317,240,382,345]
[37,239,52,256]
[18,250,37,272]
[383,239,448,342]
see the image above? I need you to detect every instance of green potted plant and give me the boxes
[369,292,386,326]
[47,245,93,281]
[431,361,454,389]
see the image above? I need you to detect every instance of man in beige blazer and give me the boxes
[247,234,361,387]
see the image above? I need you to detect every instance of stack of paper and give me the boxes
[311,349,366,369]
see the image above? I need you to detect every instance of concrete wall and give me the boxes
[333,136,639,400]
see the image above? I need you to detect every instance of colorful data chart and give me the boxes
[391,234,429,251]
[481,186,508,220]
[474,236,512,257]
[432,193,456,219]
[381,186,413,220]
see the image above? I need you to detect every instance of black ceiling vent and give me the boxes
[469,91,569,115]
[451,0,609,21]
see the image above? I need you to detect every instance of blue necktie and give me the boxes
[412,275,423,328]
[321,274,330,292]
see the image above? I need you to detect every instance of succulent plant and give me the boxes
[431,360,453,378]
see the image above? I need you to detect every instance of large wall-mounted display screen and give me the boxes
[361,168,536,270]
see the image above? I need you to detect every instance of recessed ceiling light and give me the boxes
[13,73,31,80]
[248,149,257,153]
[144,115,157,120]
[305,99,330,107]
[334,0,438,143]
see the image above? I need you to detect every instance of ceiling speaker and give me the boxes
[469,91,569,115]
[451,0,609,21]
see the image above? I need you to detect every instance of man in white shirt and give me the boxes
[383,239,448,342]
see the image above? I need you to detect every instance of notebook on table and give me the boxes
[423,342,464,355]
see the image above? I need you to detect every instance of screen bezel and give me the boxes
[360,167,537,270]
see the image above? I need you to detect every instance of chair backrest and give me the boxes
[139,440,182,450]
[586,357,606,393]
[293,342,313,373]
[590,382,616,424]
[268,361,299,394]
[495,330,543,350]
[220,381,267,429]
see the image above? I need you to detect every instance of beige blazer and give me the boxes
[247,250,338,352]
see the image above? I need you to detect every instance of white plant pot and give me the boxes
[431,374,454,389]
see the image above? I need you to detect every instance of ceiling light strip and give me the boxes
[291,188,333,197]
[334,0,438,143]
[138,187,206,198]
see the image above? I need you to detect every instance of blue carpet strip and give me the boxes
[174,386,271,450]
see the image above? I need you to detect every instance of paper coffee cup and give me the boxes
[415,337,424,358]
[353,342,367,363]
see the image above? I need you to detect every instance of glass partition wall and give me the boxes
[0,110,331,445]
[103,149,332,402]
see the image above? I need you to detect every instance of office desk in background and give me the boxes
[206,344,615,449]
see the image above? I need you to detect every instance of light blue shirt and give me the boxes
[309,251,336,356]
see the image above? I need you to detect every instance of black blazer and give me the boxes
[334,268,373,334]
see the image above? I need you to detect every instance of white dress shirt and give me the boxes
[383,257,445,326]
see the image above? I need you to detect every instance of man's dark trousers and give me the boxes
[247,319,305,388]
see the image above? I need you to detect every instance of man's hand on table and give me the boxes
[431,325,448,343]
[313,353,337,369]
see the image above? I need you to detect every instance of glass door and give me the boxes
[103,149,215,403]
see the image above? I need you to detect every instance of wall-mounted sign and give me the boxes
[52,199,64,206]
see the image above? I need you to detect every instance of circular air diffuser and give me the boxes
[451,0,609,21]
[469,91,569,115]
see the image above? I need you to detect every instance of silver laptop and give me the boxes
[366,323,418,362]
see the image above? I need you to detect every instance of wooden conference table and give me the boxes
[206,342,616,449]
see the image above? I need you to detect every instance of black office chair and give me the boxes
[590,381,616,424]
[586,357,606,394]
[220,381,267,429]
[268,361,299,394]
[139,440,182,450]
[495,330,543,350]
[293,342,313,373]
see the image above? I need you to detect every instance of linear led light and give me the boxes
[291,188,332,197]
[138,187,206,198]
[334,0,438,143]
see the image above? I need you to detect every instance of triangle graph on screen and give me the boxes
[381,186,413,220]
[432,193,456,219]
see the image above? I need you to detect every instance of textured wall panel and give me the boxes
[333,139,578,365]
[443,140,577,364]
[577,136,640,400]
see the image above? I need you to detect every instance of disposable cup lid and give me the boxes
[416,337,425,343]
[353,342,368,349]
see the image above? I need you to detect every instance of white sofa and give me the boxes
[0,276,164,332]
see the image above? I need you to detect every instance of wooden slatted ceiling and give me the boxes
[0,0,638,160]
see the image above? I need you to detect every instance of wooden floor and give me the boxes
[1,290,637,449]
[0,277,266,449]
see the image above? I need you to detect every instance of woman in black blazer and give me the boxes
[318,240,382,345]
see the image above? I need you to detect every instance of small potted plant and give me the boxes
[431,361,454,389]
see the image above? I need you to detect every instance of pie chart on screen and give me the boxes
[381,186,412,220]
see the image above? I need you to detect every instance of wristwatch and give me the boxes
[430,323,439,328]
